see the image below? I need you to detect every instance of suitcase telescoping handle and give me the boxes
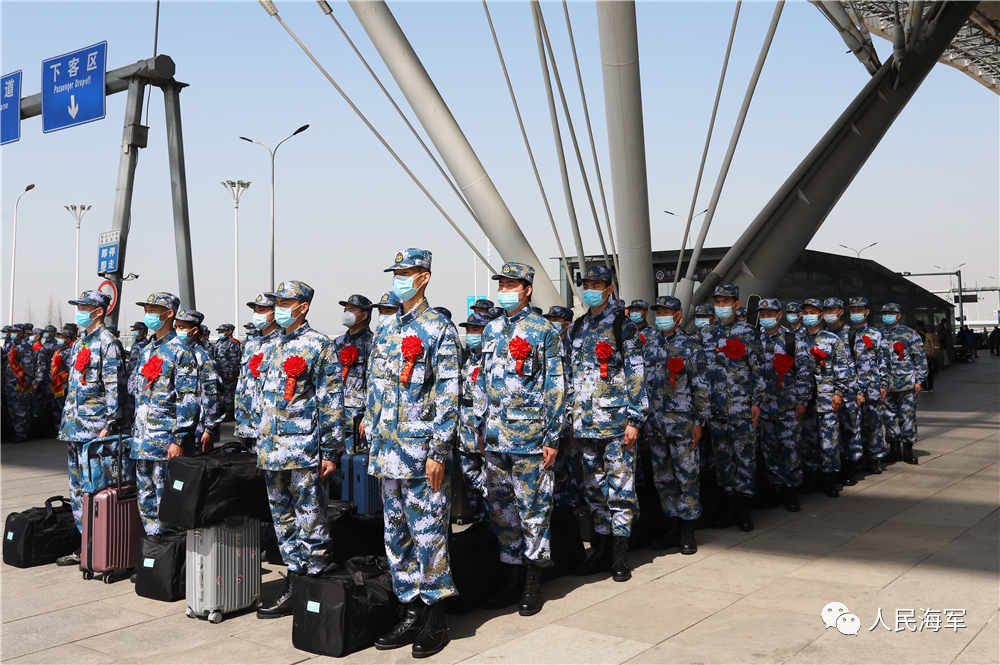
[116,431,124,492]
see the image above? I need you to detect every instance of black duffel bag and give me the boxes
[443,521,504,615]
[3,496,81,568]
[327,502,386,565]
[135,529,186,602]
[159,441,270,529]
[292,556,401,657]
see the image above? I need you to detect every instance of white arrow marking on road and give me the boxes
[68,95,79,119]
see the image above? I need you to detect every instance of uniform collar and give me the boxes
[282,321,312,342]
[399,298,429,327]
[346,327,370,342]
[150,329,177,348]
[80,324,107,344]
[505,306,530,325]
[587,305,616,324]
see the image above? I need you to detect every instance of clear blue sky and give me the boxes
[2,1,997,333]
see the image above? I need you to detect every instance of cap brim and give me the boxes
[67,299,86,306]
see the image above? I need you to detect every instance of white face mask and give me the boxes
[342,311,357,327]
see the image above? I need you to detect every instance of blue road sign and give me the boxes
[1,71,21,145]
[41,42,107,134]
[98,242,120,274]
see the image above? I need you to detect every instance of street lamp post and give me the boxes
[839,242,877,258]
[239,124,309,291]
[220,180,252,328]
[901,267,966,326]
[64,204,93,296]
[8,184,35,325]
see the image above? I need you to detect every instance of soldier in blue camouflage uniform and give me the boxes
[235,293,281,446]
[693,303,714,336]
[879,303,926,465]
[456,312,489,525]
[28,327,53,437]
[487,306,504,320]
[470,263,565,615]
[54,291,126,566]
[126,321,149,425]
[644,296,709,554]
[471,298,494,316]
[822,298,863,487]
[544,306,580,509]
[785,302,805,340]
[848,297,889,473]
[254,280,343,619]
[703,285,766,532]
[627,299,650,341]
[213,323,242,420]
[5,323,39,442]
[49,327,73,427]
[374,291,402,328]
[799,299,850,497]
[331,294,375,498]
[131,293,199,535]
[362,249,457,658]
[174,310,221,453]
[757,298,812,513]
[569,265,647,583]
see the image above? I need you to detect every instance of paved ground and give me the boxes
[2,357,997,664]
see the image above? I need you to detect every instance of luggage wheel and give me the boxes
[82,571,94,581]
[209,611,223,624]
[184,607,195,618]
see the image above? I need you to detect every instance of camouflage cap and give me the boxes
[713,284,739,299]
[757,298,782,311]
[130,321,147,331]
[736,307,747,318]
[653,296,682,310]
[487,307,504,320]
[472,299,494,310]
[176,309,205,325]
[848,296,868,307]
[543,306,574,321]
[1,326,10,333]
[31,328,43,335]
[137,292,180,312]
[385,248,432,272]
[578,265,614,286]
[694,303,714,316]
[433,306,452,321]
[493,262,535,285]
[244,322,255,329]
[802,298,824,310]
[881,302,902,313]
[459,312,492,328]
[199,325,210,337]
[43,325,57,333]
[785,301,802,313]
[338,294,373,311]
[267,280,314,303]
[531,306,543,315]
[629,299,650,311]
[58,327,74,337]
[823,297,844,309]
[375,291,402,310]
[612,299,626,310]
[217,323,235,332]
[246,292,276,309]
[69,289,111,309]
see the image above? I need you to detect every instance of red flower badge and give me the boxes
[595,341,614,379]
[140,355,163,390]
[772,353,794,387]
[810,346,828,368]
[717,338,746,360]
[893,341,905,360]
[471,367,479,384]
[400,335,424,383]
[640,333,646,346]
[32,342,43,353]
[339,345,359,381]
[249,353,263,379]
[862,334,873,350]
[509,336,531,377]
[281,355,308,401]
[74,347,91,385]
[666,356,685,387]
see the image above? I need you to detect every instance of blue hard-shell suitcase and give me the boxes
[340,454,382,514]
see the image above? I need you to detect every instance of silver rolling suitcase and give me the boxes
[184,517,261,623]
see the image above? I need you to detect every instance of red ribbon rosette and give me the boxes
[862,335,873,350]
[772,352,794,387]
[666,356,685,387]
[339,345,359,381]
[51,350,69,398]
[32,342,43,353]
[639,333,646,346]
[74,347,91,385]
[281,355,307,401]
[893,341,905,360]
[717,338,746,360]
[249,353,263,379]
[471,367,479,384]
[400,335,423,383]
[810,346,828,368]
[509,336,531,377]
[595,341,614,379]
[140,355,163,390]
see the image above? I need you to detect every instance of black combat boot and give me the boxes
[735,494,754,532]
[650,516,680,550]
[711,494,735,529]
[574,533,612,576]
[885,442,901,463]
[375,600,425,650]
[256,570,298,619]
[783,485,800,513]
[412,601,449,659]
[798,470,817,495]
[841,457,858,486]
[484,563,525,609]
[610,536,631,582]
[822,472,840,498]
[868,456,883,474]
[902,443,918,465]
[518,565,543,616]
[757,484,781,510]
[679,520,697,555]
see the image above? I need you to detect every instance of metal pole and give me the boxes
[957,269,964,326]
[348,0,563,309]
[270,154,275,291]
[75,220,81,295]
[8,185,35,325]
[596,0,655,306]
[163,82,196,311]
[235,199,240,326]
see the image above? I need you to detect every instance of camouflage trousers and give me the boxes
[759,412,803,488]
[6,391,33,438]
[136,460,177,535]
[52,395,66,430]
[884,390,917,445]
[220,381,237,417]
[381,476,456,605]
[457,450,488,523]
[484,451,554,566]
[710,418,757,496]
[800,408,841,473]
[838,400,864,462]
[553,434,583,508]
[861,401,888,459]
[578,436,637,538]
[264,468,330,575]
[649,435,701,521]
[66,441,85,532]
